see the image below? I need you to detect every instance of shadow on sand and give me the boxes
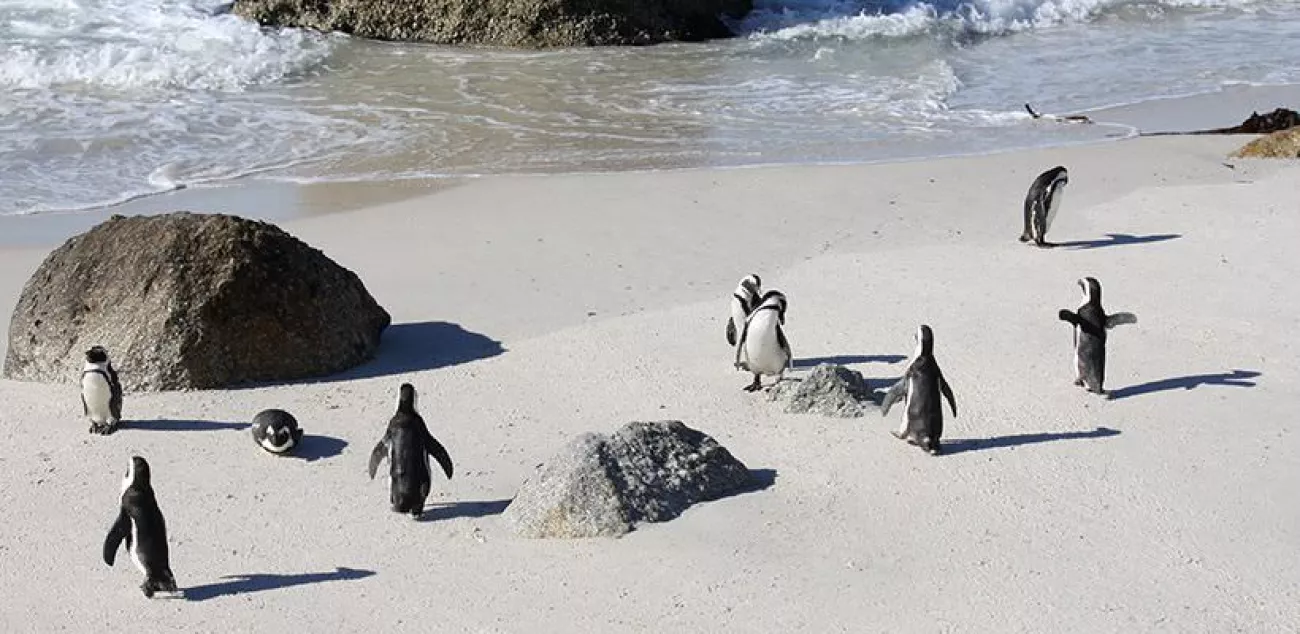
[1106,369,1260,400]
[185,567,375,602]
[291,435,348,462]
[943,427,1121,455]
[418,499,513,522]
[268,321,504,386]
[793,355,907,369]
[1058,233,1181,250]
[122,419,248,432]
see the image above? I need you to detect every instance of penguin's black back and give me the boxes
[122,484,171,572]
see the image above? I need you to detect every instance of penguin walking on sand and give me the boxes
[880,325,957,456]
[103,456,179,598]
[1057,277,1137,396]
[734,290,792,392]
[726,274,762,347]
[368,384,454,519]
[1020,166,1069,248]
[81,346,123,435]
[250,409,304,455]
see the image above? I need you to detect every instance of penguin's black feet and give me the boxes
[1073,378,1085,387]
[140,582,155,598]
[1035,241,1058,249]
[743,375,763,392]
[890,430,905,440]
[410,510,422,520]
[1018,233,1031,243]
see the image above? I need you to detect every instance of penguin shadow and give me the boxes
[184,567,375,602]
[792,355,907,369]
[1057,233,1182,250]
[121,419,249,432]
[311,321,505,383]
[1106,369,1260,401]
[417,498,512,522]
[943,427,1121,455]
[290,435,348,462]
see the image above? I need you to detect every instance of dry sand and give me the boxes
[1,134,1298,632]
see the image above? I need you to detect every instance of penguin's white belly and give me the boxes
[129,519,146,574]
[1044,188,1064,234]
[743,315,787,375]
[81,375,112,423]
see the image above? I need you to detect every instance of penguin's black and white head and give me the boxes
[1078,276,1102,306]
[734,274,762,304]
[914,324,935,358]
[757,290,787,324]
[123,455,151,492]
[398,383,417,412]
[85,346,109,364]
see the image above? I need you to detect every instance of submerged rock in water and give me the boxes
[1231,127,1300,159]
[230,0,753,48]
[502,420,755,538]
[3,212,390,391]
[767,363,875,418]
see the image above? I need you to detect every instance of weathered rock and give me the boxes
[3,212,390,391]
[230,0,752,48]
[767,363,875,417]
[1230,127,1300,159]
[503,420,753,538]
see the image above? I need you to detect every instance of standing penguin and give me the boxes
[250,409,304,455]
[81,345,123,435]
[1019,166,1069,248]
[368,384,454,519]
[103,456,178,598]
[734,290,792,392]
[1057,277,1137,396]
[726,273,762,347]
[880,325,958,456]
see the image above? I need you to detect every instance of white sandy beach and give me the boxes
[1,134,1298,632]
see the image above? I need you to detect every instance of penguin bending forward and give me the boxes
[368,384,454,519]
[103,456,178,598]
[81,346,123,435]
[1020,166,1069,248]
[726,274,762,347]
[1057,277,1137,396]
[880,325,958,456]
[734,290,792,392]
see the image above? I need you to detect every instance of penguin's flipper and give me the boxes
[879,378,908,416]
[103,511,130,566]
[81,394,88,417]
[423,431,454,479]
[1057,309,1081,325]
[726,318,738,346]
[367,439,388,480]
[733,317,753,369]
[1106,312,1137,328]
[776,326,792,370]
[940,373,958,418]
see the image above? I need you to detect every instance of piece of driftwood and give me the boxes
[1025,103,1094,124]
[1139,108,1300,137]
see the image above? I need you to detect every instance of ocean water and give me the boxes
[1,0,1297,216]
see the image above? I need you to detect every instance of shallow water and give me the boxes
[1,0,1297,215]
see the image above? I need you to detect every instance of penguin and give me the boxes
[880,325,957,456]
[1057,276,1137,396]
[734,290,792,392]
[367,384,454,519]
[103,456,179,598]
[250,409,304,455]
[1019,166,1069,248]
[81,345,123,435]
[726,273,762,347]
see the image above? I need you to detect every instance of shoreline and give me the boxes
[3,83,1298,248]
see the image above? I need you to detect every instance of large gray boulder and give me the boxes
[3,212,390,391]
[503,420,754,538]
[230,0,752,48]
[767,363,876,417]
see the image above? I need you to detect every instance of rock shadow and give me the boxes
[185,567,375,602]
[271,321,504,386]
[1058,233,1181,250]
[122,419,248,432]
[1107,369,1260,400]
[739,468,779,494]
[418,498,512,522]
[793,355,907,369]
[291,435,348,462]
[943,427,1120,455]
